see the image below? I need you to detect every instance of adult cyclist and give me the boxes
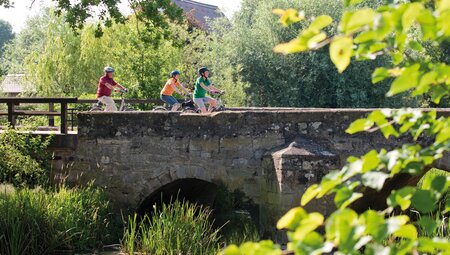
[193,67,222,113]
[160,70,191,111]
[96,66,128,112]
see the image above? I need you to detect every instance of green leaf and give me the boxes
[393,224,418,240]
[273,37,307,54]
[402,3,424,32]
[413,71,437,96]
[293,212,324,241]
[309,15,333,32]
[417,216,438,236]
[273,8,304,26]
[408,41,423,52]
[346,118,374,134]
[330,36,353,73]
[411,189,436,213]
[430,85,449,104]
[335,187,363,209]
[277,207,307,230]
[354,31,377,43]
[222,245,241,255]
[362,171,389,191]
[341,9,376,35]
[361,150,380,173]
[387,64,421,96]
[387,187,415,210]
[301,184,320,206]
[437,0,450,13]
[361,210,388,242]
[344,0,363,7]
[372,67,390,84]
[436,127,450,144]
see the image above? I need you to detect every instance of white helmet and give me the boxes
[104,66,114,73]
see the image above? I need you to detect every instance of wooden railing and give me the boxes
[0,98,78,134]
[0,98,163,134]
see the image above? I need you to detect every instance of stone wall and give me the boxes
[66,109,450,238]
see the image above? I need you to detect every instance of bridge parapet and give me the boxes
[65,109,450,238]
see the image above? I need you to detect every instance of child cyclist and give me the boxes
[193,67,222,113]
[160,70,191,111]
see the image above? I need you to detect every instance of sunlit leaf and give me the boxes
[277,207,307,230]
[341,9,376,35]
[273,8,304,26]
[402,3,424,32]
[393,224,418,240]
[309,15,333,32]
[301,184,320,206]
[330,36,353,73]
[387,64,421,96]
[346,118,374,134]
[372,68,390,84]
[273,38,307,54]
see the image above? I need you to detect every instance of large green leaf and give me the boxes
[387,64,421,96]
[411,189,436,213]
[372,67,390,84]
[387,187,415,210]
[273,8,304,27]
[301,184,320,206]
[402,3,424,32]
[346,118,374,134]
[309,15,333,32]
[277,207,307,230]
[330,36,353,73]
[341,9,376,35]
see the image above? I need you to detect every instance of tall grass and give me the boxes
[414,168,450,239]
[122,199,221,255]
[0,184,118,255]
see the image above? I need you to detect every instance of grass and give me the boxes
[122,199,222,255]
[0,183,119,255]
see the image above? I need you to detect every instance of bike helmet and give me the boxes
[198,67,209,76]
[104,66,114,73]
[170,70,180,77]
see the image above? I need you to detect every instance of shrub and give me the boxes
[0,127,52,188]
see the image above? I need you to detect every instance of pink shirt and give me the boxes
[96,76,118,98]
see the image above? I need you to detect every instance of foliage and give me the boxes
[212,0,424,108]
[222,0,450,254]
[0,127,53,188]
[122,199,221,255]
[0,19,14,54]
[0,183,118,254]
[47,0,183,37]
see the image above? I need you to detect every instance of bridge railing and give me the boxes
[0,98,173,133]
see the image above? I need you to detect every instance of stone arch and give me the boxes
[137,178,219,215]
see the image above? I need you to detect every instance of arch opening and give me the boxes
[137,178,261,242]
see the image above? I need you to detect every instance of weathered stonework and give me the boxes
[55,109,450,239]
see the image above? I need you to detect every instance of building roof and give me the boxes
[0,74,33,94]
[172,0,224,31]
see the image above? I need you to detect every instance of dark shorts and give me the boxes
[160,95,178,106]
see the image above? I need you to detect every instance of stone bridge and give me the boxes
[55,109,450,238]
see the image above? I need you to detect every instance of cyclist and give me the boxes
[96,66,128,112]
[160,70,191,111]
[193,67,222,113]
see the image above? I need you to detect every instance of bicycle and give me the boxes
[183,90,226,113]
[90,90,133,111]
[153,94,199,113]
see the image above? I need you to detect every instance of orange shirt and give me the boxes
[160,78,182,96]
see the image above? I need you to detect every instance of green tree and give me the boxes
[0,20,14,54]
[215,0,425,108]
[223,0,450,254]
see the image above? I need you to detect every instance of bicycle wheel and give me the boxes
[182,107,199,113]
[153,106,169,111]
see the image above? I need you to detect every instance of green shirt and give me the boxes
[194,77,211,98]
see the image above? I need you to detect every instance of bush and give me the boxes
[0,127,53,188]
